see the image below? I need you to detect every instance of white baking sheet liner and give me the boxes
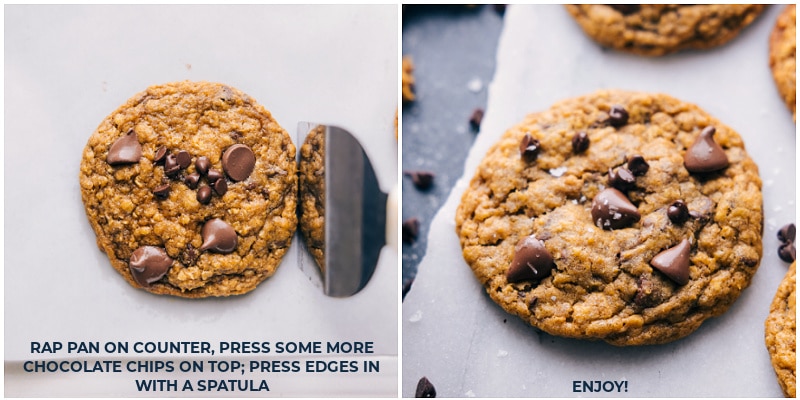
[402,5,795,397]
[5,5,398,397]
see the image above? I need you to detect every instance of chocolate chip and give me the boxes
[195,156,211,175]
[608,105,629,128]
[506,235,555,283]
[634,274,662,308]
[650,239,691,285]
[212,177,228,196]
[107,130,142,165]
[572,131,590,154]
[181,244,198,266]
[199,218,238,253]
[627,155,649,176]
[609,4,640,15]
[153,183,171,199]
[778,223,796,243]
[129,246,173,287]
[175,150,192,169]
[222,144,256,182]
[164,153,181,177]
[415,376,436,398]
[684,126,729,173]
[667,200,689,224]
[778,242,796,262]
[519,133,540,161]
[207,169,223,183]
[405,170,435,190]
[153,146,168,164]
[608,167,635,192]
[591,188,640,230]
[469,108,484,131]
[197,185,212,205]
[184,173,201,189]
[402,218,420,244]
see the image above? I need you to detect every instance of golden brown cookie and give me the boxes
[769,5,796,120]
[402,55,416,102]
[298,125,326,272]
[80,81,297,298]
[455,90,763,345]
[565,4,765,56]
[765,261,796,398]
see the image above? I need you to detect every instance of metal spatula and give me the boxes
[297,123,397,297]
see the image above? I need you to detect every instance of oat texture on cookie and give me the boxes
[769,4,796,120]
[455,90,763,345]
[80,81,297,298]
[765,262,796,398]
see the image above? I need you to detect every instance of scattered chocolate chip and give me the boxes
[405,170,435,190]
[591,188,640,230]
[778,223,796,243]
[507,235,555,283]
[213,177,228,196]
[153,146,168,164]
[207,169,223,183]
[650,239,691,285]
[107,130,142,165]
[627,155,649,176]
[175,150,192,169]
[222,144,256,182]
[571,131,590,154]
[195,156,211,175]
[415,376,436,398]
[129,246,173,287]
[153,183,171,199]
[608,167,636,192]
[778,242,796,262]
[519,133,540,161]
[609,4,640,15]
[667,200,689,224]
[197,185,212,205]
[164,153,181,177]
[184,173,201,189]
[684,126,729,173]
[200,218,238,253]
[469,108,484,131]
[607,105,629,128]
[402,218,420,244]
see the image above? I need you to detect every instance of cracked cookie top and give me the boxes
[455,90,763,345]
[80,81,297,298]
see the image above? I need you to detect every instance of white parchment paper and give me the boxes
[402,5,795,397]
[5,5,398,397]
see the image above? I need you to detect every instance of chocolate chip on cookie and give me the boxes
[684,126,729,173]
[106,130,142,165]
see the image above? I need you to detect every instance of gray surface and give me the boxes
[401,5,505,294]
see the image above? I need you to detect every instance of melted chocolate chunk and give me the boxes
[506,235,555,283]
[608,167,636,192]
[164,153,181,177]
[184,173,201,189]
[212,177,228,196]
[572,131,590,154]
[627,155,649,176]
[153,146,168,164]
[200,218,238,253]
[415,376,436,398]
[107,130,142,165]
[402,218,420,244]
[778,223,796,243]
[222,144,256,182]
[195,156,211,175]
[591,188,640,230]
[405,170,435,190]
[519,133,541,161]
[684,126,729,173]
[207,169,223,183]
[175,150,192,169]
[129,246,173,287]
[667,200,689,224]
[197,185,212,205]
[650,239,691,285]
[469,108,484,131]
[779,242,796,262]
[153,183,171,199]
[607,105,629,128]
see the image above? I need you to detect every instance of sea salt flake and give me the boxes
[467,77,483,93]
[497,349,508,357]
[465,390,476,397]
[409,310,423,323]
[549,166,567,177]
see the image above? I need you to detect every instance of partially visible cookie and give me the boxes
[455,90,763,345]
[565,4,765,56]
[298,125,326,272]
[765,262,796,398]
[769,5,796,120]
[80,81,297,298]
[402,55,416,102]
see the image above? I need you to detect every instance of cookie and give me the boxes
[765,262,796,398]
[769,5,796,120]
[402,55,416,102]
[565,5,765,56]
[455,90,763,345]
[298,125,326,272]
[80,81,297,298]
